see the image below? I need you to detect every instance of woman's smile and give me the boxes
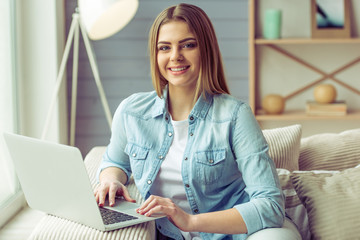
[168,65,190,74]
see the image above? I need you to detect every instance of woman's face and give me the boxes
[156,20,201,91]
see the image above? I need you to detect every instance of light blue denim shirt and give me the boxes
[97,89,285,240]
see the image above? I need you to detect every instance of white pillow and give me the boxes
[263,124,302,171]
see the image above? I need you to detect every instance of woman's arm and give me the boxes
[189,208,247,234]
[95,99,135,207]
[137,195,247,234]
[231,103,285,234]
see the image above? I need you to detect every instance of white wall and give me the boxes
[17,0,68,143]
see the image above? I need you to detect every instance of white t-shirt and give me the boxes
[150,119,201,240]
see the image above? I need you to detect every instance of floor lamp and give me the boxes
[41,0,139,146]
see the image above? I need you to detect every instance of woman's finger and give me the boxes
[108,183,119,207]
[137,195,158,213]
[138,196,173,215]
[121,186,136,203]
[138,196,159,214]
[98,183,109,207]
[144,205,165,217]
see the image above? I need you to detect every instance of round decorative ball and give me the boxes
[314,84,337,103]
[262,94,285,114]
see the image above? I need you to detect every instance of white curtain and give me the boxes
[0,0,23,227]
[0,0,67,228]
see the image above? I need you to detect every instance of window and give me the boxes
[0,0,24,228]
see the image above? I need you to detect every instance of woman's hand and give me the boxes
[137,195,247,234]
[95,168,136,207]
[136,195,194,232]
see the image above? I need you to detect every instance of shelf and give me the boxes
[249,0,360,124]
[254,38,360,45]
[255,109,360,121]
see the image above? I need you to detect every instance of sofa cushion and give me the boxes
[277,168,310,240]
[299,128,360,171]
[291,166,360,240]
[263,124,302,171]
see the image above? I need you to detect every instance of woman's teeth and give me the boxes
[171,66,188,72]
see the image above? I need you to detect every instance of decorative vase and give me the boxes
[262,94,285,114]
[263,9,282,39]
[314,84,337,103]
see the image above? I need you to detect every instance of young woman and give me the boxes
[95,3,301,240]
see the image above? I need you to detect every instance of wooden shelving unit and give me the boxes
[254,38,360,45]
[256,110,360,121]
[248,0,360,121]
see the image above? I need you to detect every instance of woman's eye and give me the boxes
[158,45,170,51]
[183,42,197,48]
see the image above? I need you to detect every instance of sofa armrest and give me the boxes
[28,146,156,240]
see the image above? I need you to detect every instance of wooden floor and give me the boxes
[0,207,45,240]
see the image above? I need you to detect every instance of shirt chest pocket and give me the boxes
[125,143,149,180]
[194,149,226,185]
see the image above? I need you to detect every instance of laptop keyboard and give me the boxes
[99,207,138,225]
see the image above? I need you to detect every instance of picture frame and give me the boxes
[311,0,351,38]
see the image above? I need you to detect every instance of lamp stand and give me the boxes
[41,11,112,146]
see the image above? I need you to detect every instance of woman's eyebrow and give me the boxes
[179,37,197,43]
[157,37,197,45]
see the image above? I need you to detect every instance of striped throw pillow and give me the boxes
[291,167,360,240]
[299,128,360,171]
[263,124,302,171]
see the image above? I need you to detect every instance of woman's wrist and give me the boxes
[186,213,201,232]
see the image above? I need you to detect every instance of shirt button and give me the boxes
[165,116,169,121]
[185,184,190,188]
[147,180,152,185]
[189,116,194,121]
[132,153,137,157]
[184,157,188,161]
[168,132,173,137]
[194,209,199,213]
[190,132,193,136]
[209,159,214,164]
[159,155,164,160]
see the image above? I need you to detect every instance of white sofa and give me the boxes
[28,126,360,240]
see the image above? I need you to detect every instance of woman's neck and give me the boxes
[168,86,197,121]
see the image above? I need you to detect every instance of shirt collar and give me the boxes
[152,86,213,120]
[190,92,213,120]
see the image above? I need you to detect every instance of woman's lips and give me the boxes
[168,66,190,75]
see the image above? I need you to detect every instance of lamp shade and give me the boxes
[78,0,139,40]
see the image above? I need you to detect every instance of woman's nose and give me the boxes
[170,48,183,62]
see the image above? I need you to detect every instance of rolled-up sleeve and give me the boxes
[232,104,285,235]
[96,99,132,184]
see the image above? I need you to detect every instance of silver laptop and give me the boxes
[3,132,164,231]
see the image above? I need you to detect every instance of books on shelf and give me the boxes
[306,101,347,116]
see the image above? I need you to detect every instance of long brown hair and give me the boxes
[148,3,230,101]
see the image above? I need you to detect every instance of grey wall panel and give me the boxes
[75,98,125,118]
[65,0,249,155]
[68,59,151,79]
[76,79,154,98]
